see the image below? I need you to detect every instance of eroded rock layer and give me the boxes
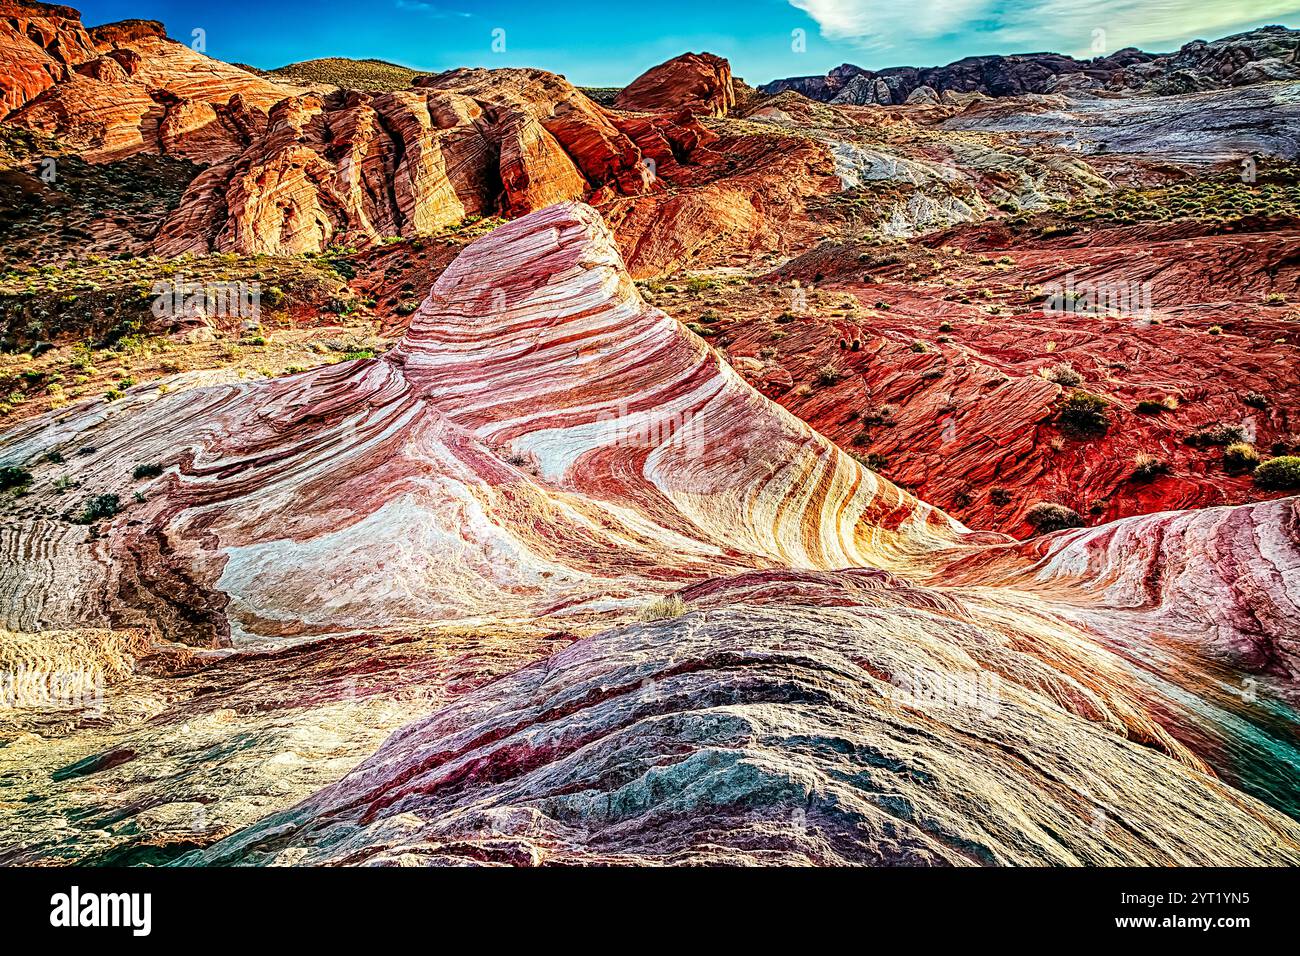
[2,202,1298,866]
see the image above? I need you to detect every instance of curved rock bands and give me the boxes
[3,200,1299,865]
[185,579,1300,866]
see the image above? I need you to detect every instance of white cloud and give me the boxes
[788,0,1300,56]
[394,1,472,18]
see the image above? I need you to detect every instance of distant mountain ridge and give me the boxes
[760,25,1300,104]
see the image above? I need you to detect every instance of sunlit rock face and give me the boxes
[3,12,834,277]
[614,52,735,117]
[3,202,1298,866]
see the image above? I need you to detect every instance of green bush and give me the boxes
[75,493,121,524]
[1253,456,1300,490]
[0,465,32,491]
[1058,391,1109,438]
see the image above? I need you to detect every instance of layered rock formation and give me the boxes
[2,18,835,274]
[147,61,834,272]
[614,51,735,116]
[3,11,299,162]
[0,2,97,116]
[2,203,1298,865]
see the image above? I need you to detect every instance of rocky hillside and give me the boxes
[2,4,1299,870]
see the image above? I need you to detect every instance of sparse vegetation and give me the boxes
[1025,502,1084,534]
[133,463,164,480]
[636,594,688,622]
[1131,453,1168,482]
[1253,456,1300,490]
[0,465,32,491]
[1184,424,1245,448]
[1223,442,1260,474]
[1042,362,1082,387]
[1057,391,1110,438]
[75,493,121,524]
[1135,395,1178,415]
[815,364,842,387]
[270,57,425,92]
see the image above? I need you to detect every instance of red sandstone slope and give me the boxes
[3,9,301,162]
[0,2,97,115]
[613,51,735,116]
[729,217,1300,534]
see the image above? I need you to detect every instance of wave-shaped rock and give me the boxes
[187,560,1300,865]
[3,201,1298,865]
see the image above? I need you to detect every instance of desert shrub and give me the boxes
[989,487,1013,506]
[910,341,928,353]
[132,463,163,480]
[637,594,687,621]
[1185,424,1245,447]
[938,321,953,333]
[75,493,120,524]
[1242,392,1269,409]
[1131,453,1168,482]
[1135,395,1178,415]
[1058,391,1110,437]
[775,311,796,324]
[1271,433,1300,456]
[1042,362,1082,387]
[1208,325,1223,335]
[816,364,842,386]
[1223,442,1260,473]
[1253,456,1300,489]
[1025,501,1084,534]
[0,466,31,490]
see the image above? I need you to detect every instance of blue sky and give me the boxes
[75,0,1300,86]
